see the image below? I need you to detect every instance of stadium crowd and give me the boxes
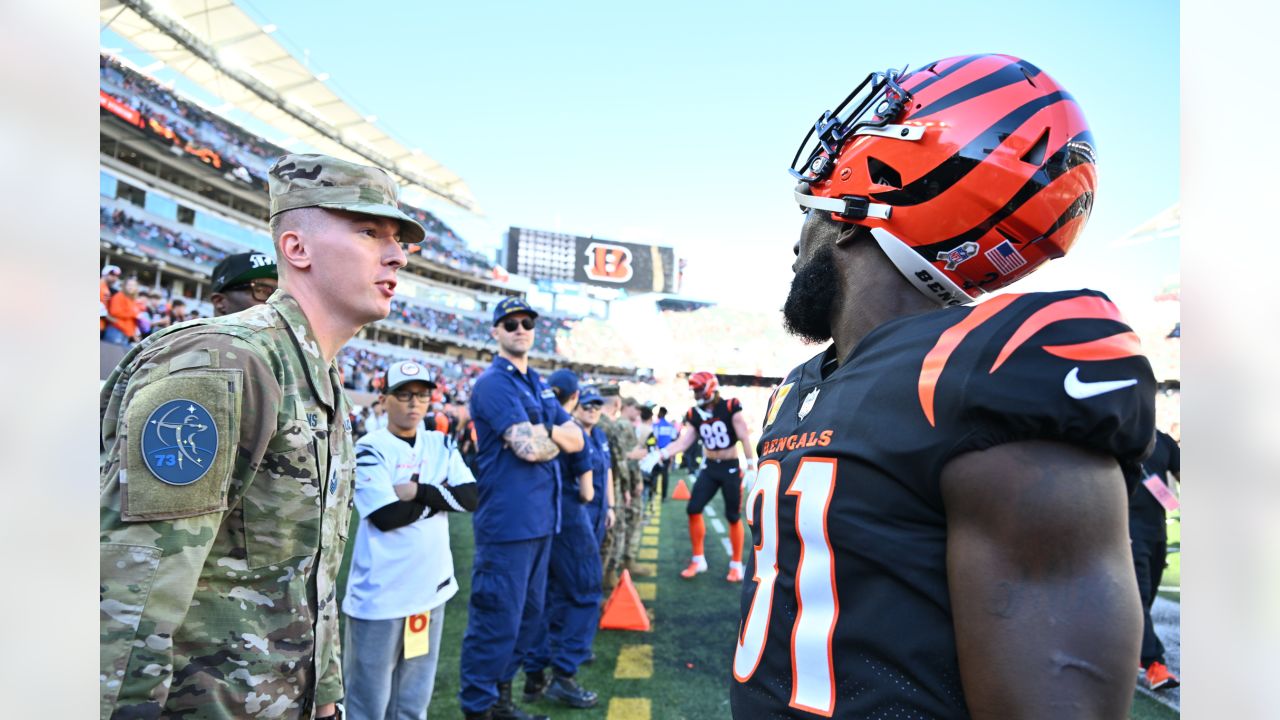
[387,299,570,355]
[99,264,203,345]
[102,53,501,281]
[100,206,229,266]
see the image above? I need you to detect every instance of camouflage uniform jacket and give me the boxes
[600,414,642,496]
[99,292,355,719]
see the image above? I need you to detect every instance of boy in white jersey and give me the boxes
[343,360,479,719]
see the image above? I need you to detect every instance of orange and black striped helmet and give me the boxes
[791,54,1096,306]
[688,371,719,407]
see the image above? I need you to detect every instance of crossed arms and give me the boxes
[503,420,583,462]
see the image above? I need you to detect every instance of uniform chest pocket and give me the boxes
[522,394,545,425]
[242,410,323,569]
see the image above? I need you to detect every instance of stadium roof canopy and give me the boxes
[100,0,479,213]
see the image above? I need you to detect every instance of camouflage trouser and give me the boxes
[601,495,626,577]
[622,491,645,565]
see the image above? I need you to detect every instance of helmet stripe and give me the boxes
[906,131,1096,257]
[871,91,1081,207]
[900,54,987,97]
[913,60,1039,119]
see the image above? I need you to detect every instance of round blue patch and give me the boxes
[141,399,219,486]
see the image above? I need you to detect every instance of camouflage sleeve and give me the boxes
[614,425,643,491]
[100,331,281,717]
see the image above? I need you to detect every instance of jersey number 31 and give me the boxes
[733,458,839,716]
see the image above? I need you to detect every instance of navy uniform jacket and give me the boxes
[469,356,571,544]
[730,290,1156,719]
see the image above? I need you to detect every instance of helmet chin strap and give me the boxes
[869,227,975,307]
[794,190,893,221]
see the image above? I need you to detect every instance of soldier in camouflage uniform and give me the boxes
[617,397,650,577]
[597,388,651,588]
[99,153,424,720]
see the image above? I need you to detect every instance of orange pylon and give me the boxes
[599,569,651,631]
[671,479,692,500]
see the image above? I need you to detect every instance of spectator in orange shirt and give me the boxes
[105,277,142,345]
[100,264,121,334]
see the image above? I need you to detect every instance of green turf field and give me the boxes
[1159,511,1181,603]
[338,468,1179,719]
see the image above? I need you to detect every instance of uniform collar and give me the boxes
[492,355,540,383]
[269,291,340,415]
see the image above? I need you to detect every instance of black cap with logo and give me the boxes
[211,252,278,293]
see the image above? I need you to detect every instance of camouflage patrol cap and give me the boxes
[268,153,425,245]
[598,384,621,398]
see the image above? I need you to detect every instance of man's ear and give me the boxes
[834,222,864,248]
[278,228,312,271]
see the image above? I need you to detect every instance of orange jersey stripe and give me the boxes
[989,295,1125,373]
[1042,331,1142,362]
[917,294,1022,427]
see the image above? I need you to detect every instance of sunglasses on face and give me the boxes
[501,317,536,332]
[392,391,432,403]
[226,281,276,302]
[581,402,603,410]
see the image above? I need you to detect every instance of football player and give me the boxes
[637,372,756,581]
[730,54,1156,719]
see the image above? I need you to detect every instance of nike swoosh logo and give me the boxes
[1063,366,1138,399]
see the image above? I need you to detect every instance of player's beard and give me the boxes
[783,244,839,343]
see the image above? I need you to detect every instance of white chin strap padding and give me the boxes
[793,190,892,220]
[870,227,976,307]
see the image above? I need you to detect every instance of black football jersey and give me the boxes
[685,396,744,451]
[730,290,1156,719]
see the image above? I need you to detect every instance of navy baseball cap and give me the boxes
[547,368,579,396]
[493,296,539,325]
[579,385,604,405]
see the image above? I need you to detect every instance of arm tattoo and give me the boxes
[503,422,560,462]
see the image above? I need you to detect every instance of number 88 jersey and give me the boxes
[730,290,1155,719]
[684,397,743,451]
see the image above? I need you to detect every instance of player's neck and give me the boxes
[829,261,937,366]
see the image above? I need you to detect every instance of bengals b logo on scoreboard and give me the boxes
[583,242,634,283]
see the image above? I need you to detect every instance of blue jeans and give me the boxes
[103,325,131,346]
[343,603,447,720]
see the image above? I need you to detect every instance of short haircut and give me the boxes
[658,406,668,418]
[621,397,638,408]
[269,207,327,275]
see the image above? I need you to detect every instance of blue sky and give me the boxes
[103,0,1178,315]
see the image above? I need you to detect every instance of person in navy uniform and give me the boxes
[459,298,584,720]
[521,373,605,709]
[730,54,1157,719]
